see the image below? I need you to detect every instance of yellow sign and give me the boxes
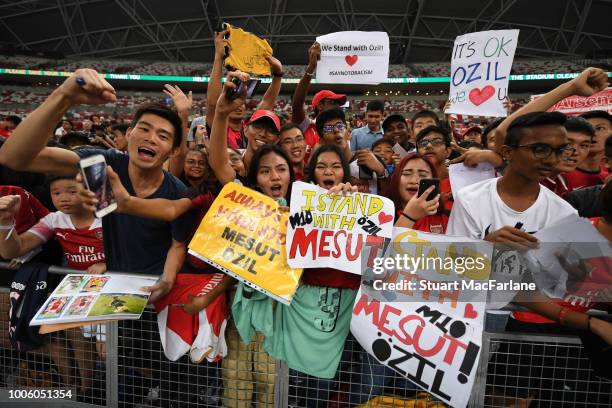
[224,24,273,76]
[188,182,302,304]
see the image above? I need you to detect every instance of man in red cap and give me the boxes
[242,109,281,167]
[291,42,347,153]
[461,125,483,147]
[205,30,284,150]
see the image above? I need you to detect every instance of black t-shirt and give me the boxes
[75,149,193,275]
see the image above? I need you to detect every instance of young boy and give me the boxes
[350,100,384,151]
[0,176,105,272]
[565,135,612,217]
[541,116,595,196]
[415,125,454,210]
[0,175,104,393]
[563,110,612,190]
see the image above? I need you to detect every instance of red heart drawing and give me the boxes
[345,55,358,66]
[464,303,478,319]
[378,212,393,225]
[468,85,495,106]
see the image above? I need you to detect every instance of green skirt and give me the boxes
[268,285,358,379]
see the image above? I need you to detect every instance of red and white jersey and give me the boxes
[28,212,104,270]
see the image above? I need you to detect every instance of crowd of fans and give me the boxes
[2,53,611,78]
[0,35,610,408]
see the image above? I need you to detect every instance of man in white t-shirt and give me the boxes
[448,111,577,241]
[448,111,578,331]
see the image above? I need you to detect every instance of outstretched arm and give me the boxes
[209,71,250,185]
[164,84,193,177]
[205,30,230,128]
[291,42,320,126]
[258,55,283,110]
[0,69,116,175]
[515,291,612,345]
[78,167,193,222]
[0,195,45,259]
[493,68,609,153]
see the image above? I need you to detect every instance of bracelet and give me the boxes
[0,222,16,241]
[401,212,417,223]
[587,315,593,331]
[305,71,314,77]
[272,71,284,78]
[0,222,15,230]
[558,307,570,326]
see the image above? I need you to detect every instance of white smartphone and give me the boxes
[79,155,117,218]
[392,143,409,158]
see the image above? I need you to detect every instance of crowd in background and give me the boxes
[0,36,610,408]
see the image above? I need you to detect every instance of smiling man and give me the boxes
[242,109,281,168]
[0,69,193,303]
[350,100,384,151]
[278,123,307,180]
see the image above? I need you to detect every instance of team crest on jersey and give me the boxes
[95,230,103,241]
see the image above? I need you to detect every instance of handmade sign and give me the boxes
[448,162,496,195]
[351,228,493,408]
[446,30,519,117]
[286,181,395,273]
[316,31,389,84]
[531,87,612,115]
[224,24,273,76]
[521,215,612,307]
[188,182,302,304]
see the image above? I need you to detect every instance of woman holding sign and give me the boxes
[272,144,361,407]
[389,153,448,234]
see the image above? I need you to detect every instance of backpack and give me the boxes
[9,262,51,352]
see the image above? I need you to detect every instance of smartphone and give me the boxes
[392,143,409,158]
[226,78,260,100]
[217,22,230,58]
[79,155,117,218]
[359,165,373,180]
[417,178,440,201]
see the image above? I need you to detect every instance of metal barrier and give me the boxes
[1,266,610,407]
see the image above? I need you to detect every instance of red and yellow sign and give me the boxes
[188,183,302,304]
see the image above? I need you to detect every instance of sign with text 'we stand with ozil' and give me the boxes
[286,181,395,274]
[188,183,303,304]
[316,31,389,84]
[446,30,519,117]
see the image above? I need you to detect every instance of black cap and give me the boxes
[60,131,90,146]
[382,114,406,132]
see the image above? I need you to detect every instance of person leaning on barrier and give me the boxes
[447,67,610,405]
[0,68,193,301]
[0,68,195,404]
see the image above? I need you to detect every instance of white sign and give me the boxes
[448,163,496,195]
[316,31,389,84]
[351,228,493,408]
[285,181,394,273]
[446,30,519,117]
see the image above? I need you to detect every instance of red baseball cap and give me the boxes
[248,109,281,132]
[462,125,482,137]
[311,90,347,111]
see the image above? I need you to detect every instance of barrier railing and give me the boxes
[1,265,610,407]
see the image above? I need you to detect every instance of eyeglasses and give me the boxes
[322,122,347,133]
[229,155,242,163]
[416,138,446,149]
[185,159,206,166]
[280,136,305,146]
[512,143,576,159]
